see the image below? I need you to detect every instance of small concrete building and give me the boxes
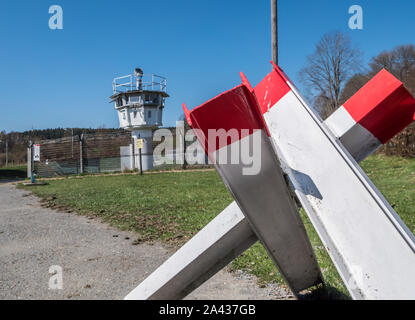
[111,68,169,171]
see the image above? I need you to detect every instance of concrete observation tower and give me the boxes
[111,68,169,171]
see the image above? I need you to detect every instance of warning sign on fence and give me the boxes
[33,144,40,162]
[136,139,144,150]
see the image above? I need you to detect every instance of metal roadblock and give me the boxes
[125,66,415,300]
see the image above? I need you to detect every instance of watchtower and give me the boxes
[111,68,169,171]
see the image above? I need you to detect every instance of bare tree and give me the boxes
[299,31,363,119]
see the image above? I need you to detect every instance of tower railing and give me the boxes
[112,74,167,94]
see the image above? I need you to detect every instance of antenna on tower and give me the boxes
[134,68,143,90]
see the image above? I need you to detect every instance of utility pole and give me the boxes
[271,0,278,65]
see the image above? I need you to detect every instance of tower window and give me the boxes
[148,110,152,118]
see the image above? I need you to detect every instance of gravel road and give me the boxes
[0,182,291,300]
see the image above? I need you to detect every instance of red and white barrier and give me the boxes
[258,64,415,299]
[185,82,324,293]
[325,69,415,162]
[125,66,415,300]
[126,83,323,300]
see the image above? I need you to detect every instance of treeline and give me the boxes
[20,127,124,141]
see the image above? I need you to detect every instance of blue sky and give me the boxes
[0,0,414,132]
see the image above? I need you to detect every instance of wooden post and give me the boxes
[271,0,278,65]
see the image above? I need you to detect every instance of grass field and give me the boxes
[21,154,415,298]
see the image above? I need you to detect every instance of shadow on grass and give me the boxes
[298,285,350,300]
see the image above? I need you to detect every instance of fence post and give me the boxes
[139,147,143,175]
[5,140,8,168]
[176,121,185,168]
[131,137,135,170]
[182,128,187,170]
[79,134,84,174]
[27,142,32,178]
[71,128,74,158]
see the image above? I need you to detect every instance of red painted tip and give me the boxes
[182,103,192,127]
[239,72,253,92]
[184,84,270,153]
[253,65,291,114]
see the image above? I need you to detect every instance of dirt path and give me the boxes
[0,182,291,300]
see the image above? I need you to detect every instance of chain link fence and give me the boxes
[31,130,211,178]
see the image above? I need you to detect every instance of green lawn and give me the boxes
[21,155,415,298]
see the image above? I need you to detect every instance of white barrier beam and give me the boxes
[125,202,255,300]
